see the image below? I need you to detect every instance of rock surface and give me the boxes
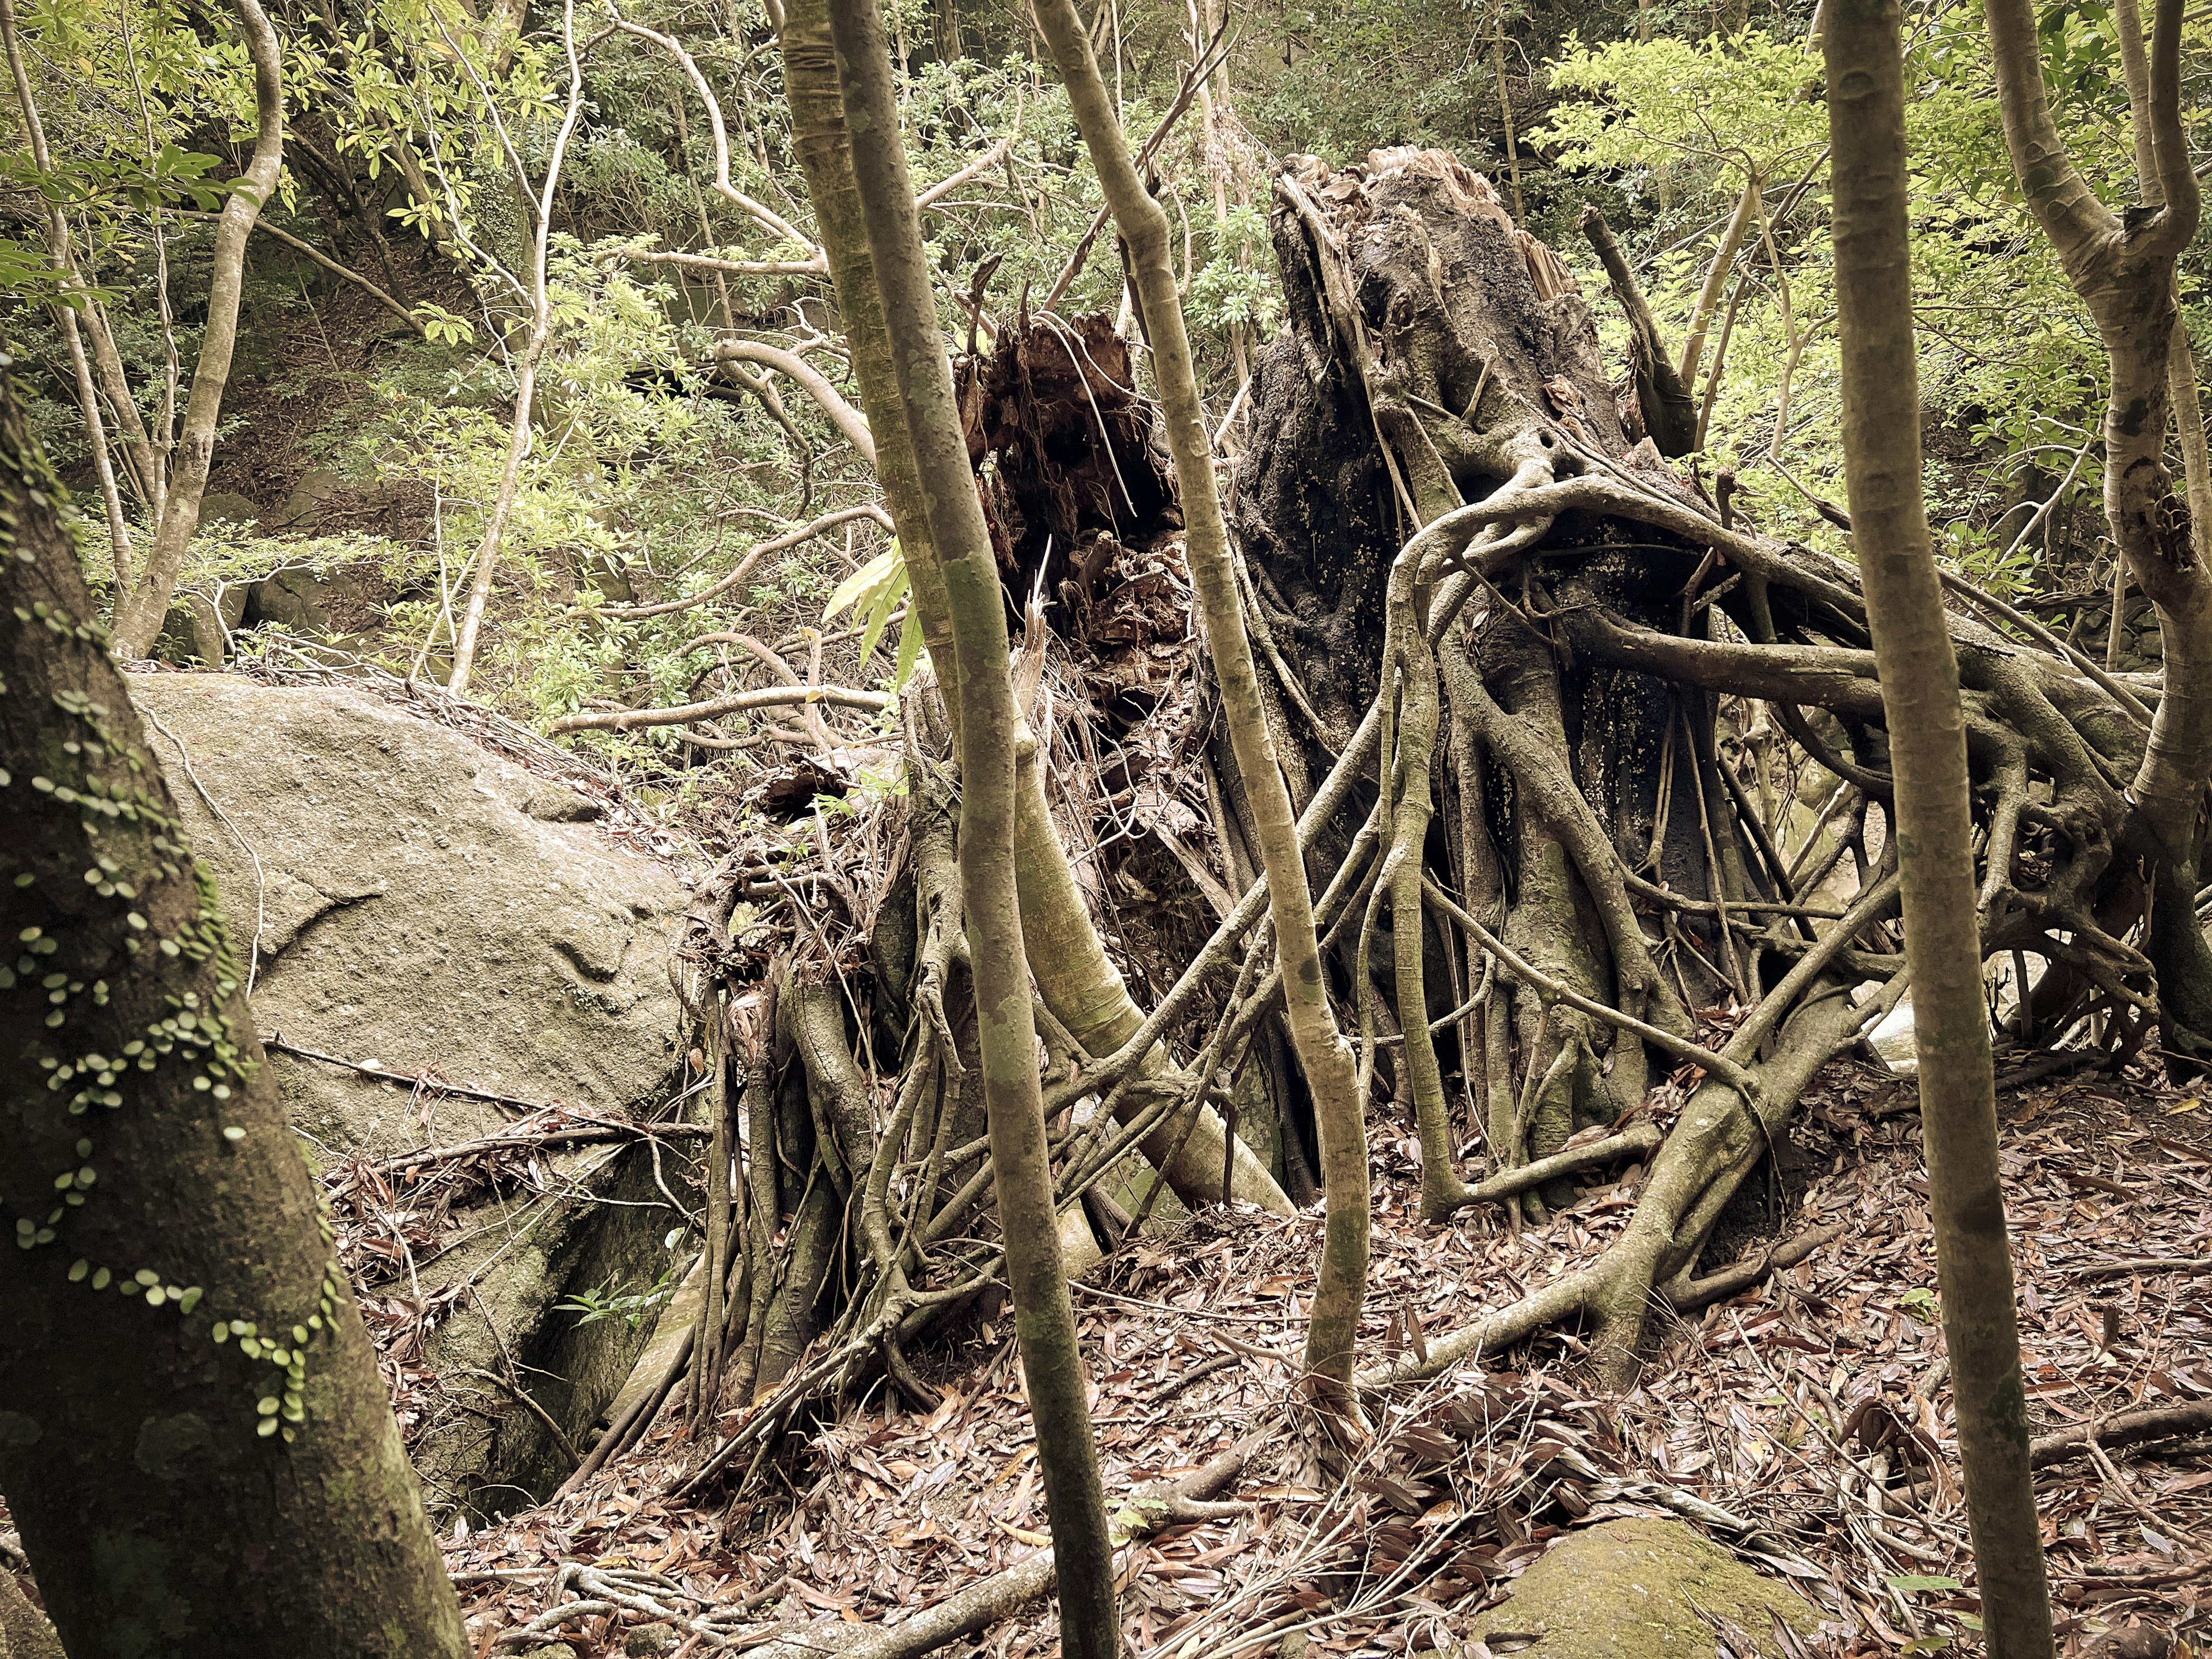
[126,672,696,1513]
[1472,1518,1822,1659]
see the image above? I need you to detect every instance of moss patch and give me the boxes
[1475,1519,1821,1659]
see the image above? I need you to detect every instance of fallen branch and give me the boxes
[450,1366,582,1467]
[2029,1399,2212,1468]
[363,1118,710,1177]
[2071,1255,2212,1281]
[548,684,894,734]
[746,1439,1254,1659]
[1670,1219,1848,1314]
[264,1033,577,1115]
[505,1442,1252,1655]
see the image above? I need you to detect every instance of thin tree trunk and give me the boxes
[826,7,1120,1658]
[1823,6,2054,1653]
[776,0,1290,1214]
[1981,0,2212,1065]
[448,0,592,698]
[111,0,282,660]
[1029,0,1366,1403]
[1491,10,1523,224]
[0,0,134,585]
[1678,172,1759,393]
[2112,0,2212,572]
[0,360,467,1658]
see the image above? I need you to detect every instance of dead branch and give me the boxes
[2028,1400,2212,1469]
[548,684,893,735]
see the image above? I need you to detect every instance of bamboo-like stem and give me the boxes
[1825,5,2054,1652]
[1031,0,1367,1404]
[827,3,1119,1652]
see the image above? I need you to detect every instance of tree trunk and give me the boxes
[827,7,1120,1655]
[111,0,283,661]
[775,0,1289,1215]
[1823,2,2055,1649]
[1029,0,1367,1407]
[0,359,466,1657]
[1981,0,2212,1068]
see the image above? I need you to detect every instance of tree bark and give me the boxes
[0,357,466,1656]
[1028,0,1367,1404]
[1824,6,2054,1653]
[111,0,284,661]
[1981,0,2212,1067]
[826,10,1120,1658]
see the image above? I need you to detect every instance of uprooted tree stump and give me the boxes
[641,147,2203,1505]
[1230,147,2190,1387]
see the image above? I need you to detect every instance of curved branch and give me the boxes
[177,209,425,334]
[711,340,874,463]
[600,503,893,620]
[603,5,816,250]
[548,684,892,734]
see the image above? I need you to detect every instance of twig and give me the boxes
[263,1034,578,1115]
[549,684,893,735]
[2028,1399,2212,1467]
[450,1366,583,1467]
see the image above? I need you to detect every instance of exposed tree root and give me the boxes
[567,149,2212,1527]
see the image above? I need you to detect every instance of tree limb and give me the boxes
[548,684,893,735]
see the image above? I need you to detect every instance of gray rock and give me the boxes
[244,563,380,639]
[624,1624,681,1656]
[198,490,260,527]
[1471,1518,1822,1659]
[127,673,696,1514]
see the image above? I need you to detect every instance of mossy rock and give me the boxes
[1474,1519,1821,1659]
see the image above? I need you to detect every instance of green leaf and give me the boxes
[892,605,925,691]
[824,540,905,623]
[1887,1575,1963,1593]
[857,566,910,667]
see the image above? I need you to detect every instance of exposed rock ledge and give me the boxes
[127,672,696,1516]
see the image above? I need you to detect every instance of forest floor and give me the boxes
[444,1055,2212,1659]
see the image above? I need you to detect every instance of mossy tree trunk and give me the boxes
[0,356,466,1657]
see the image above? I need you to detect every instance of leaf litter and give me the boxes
[267,1061,2212,1655]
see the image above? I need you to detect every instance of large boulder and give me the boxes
[1472,1519,1823,1659]
[125,673,696,1515]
